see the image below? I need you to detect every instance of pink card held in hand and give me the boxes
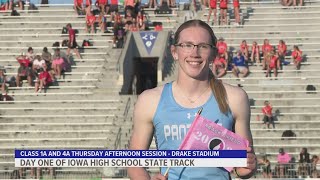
[179,114,249,171]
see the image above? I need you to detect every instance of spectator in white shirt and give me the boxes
[26,47,35,62]
[32,55,46,71]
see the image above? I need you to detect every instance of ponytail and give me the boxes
[210,78,229,114]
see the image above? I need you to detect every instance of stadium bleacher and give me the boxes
[0,0,320,179]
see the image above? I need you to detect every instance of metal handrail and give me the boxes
[123,97,131,121]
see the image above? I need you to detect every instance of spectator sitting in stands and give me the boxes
[232,50,249,79]
[136,10,146,31]
[262,39,273,70]
[16,52,31,68]
[26,47,35,62]
[265,50,279,78]
[41,47,52,65]
[35,63,53,93]
[16,61,32,87]
[311,155,319,178]
[129,18,139,31]
[262,100,275,129]
[98,11,110,33]
[211,53,227,78]
[277,40,287,63]
[113,16,125,48]
[251,41,260,64]
[109,0,118,21]
[74,0,84,15]
[154,22,163,31]
[32,55,45,72]
[276,148,291,178]
[85,10,96,33]
[240,40,249,60]
[52,49,66,79]
[298,148,311,178]
[125,8,134,30]
[258,155,272,179]
[292,45,302,70]
[207,0,217,25]
[0,68,7,98]
[216,37,228,61]
[124,0,135,15]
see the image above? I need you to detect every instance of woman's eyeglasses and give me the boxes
[175,42,216,54]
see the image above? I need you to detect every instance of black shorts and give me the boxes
[68,41,78,49]
[109,4,118,12]
[19,76,27,81]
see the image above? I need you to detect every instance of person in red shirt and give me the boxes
[212,54,228,78]
[16,54,32,87]
[129,19,139,31]
[219,0,228,25]
[124,0,135,14]
[251,41,260,64]
[85,10,96,33]
[35,63,53,93]
[266,50,279,78]
[262,100,275,129]
[66,23,82,60]
[233,0,240,26]
[16,53,31,68]
[292,45,302,70]
[277,40,287,63]
[240,40,249,60]
[96,0,108,14]
[262,39,273,70]
[207,0,217,25]
[216,37,228,61]
[74,0,84,15]
[154,22,163,31]
[136,10,146,31]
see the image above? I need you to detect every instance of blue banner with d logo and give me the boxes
[140,32,158,55]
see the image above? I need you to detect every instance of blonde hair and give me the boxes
[210,78,229,114]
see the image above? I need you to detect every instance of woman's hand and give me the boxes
[235,146,257,179]
[151,173,167,180]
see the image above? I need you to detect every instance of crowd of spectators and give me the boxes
[211,38,303,80]
[73,0,155,48]
[258,148,320,178]
[3,46,71,94]
[206,0,241,26]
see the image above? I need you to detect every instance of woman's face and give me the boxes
[171,26,215,80]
